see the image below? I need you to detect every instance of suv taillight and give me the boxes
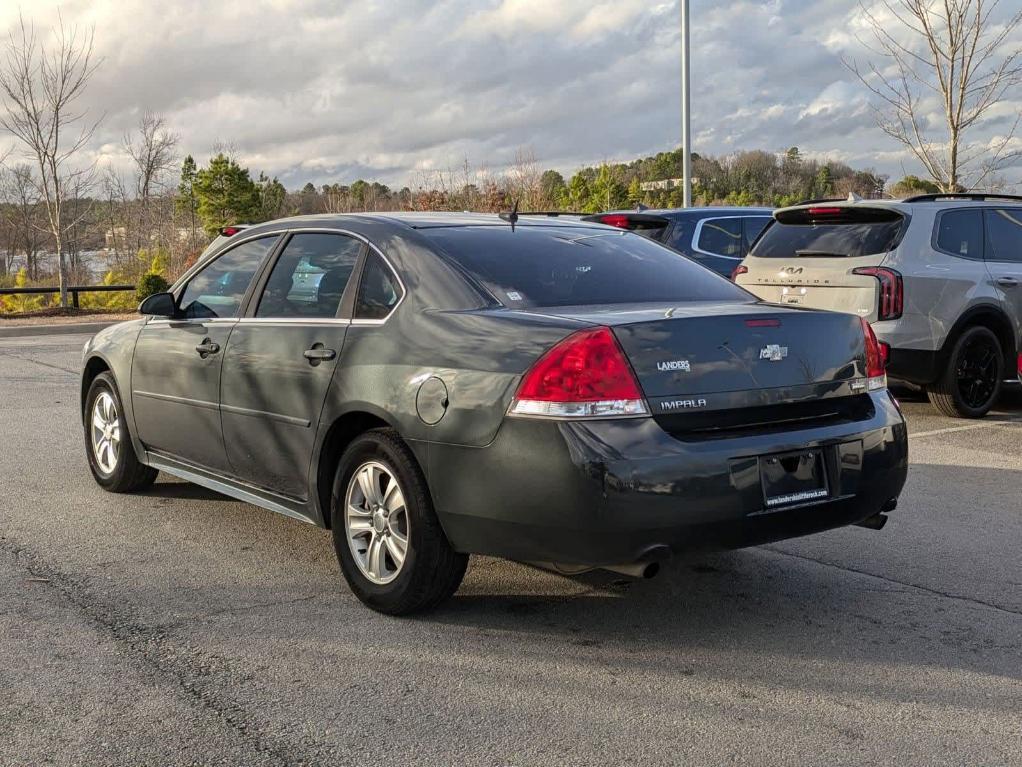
[509,327,648,418]
[853,266,903,320]
[860,317,888,391]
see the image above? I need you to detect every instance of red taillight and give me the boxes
[745,318,781,327]
[1017,353,1022,379]
[860,317,887,391]
[853,266,903,320]
[510,327,648,418]
[599,214,631,229]
[220,226,242,237]
[731,264,749,281]
[808,207,842,215]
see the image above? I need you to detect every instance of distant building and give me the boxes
[639,178,698,192]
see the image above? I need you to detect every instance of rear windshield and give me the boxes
[420,226,748,308]
[751,207,906,258]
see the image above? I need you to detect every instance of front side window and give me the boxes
[985,208,1022,263]
[179,236,277,319]
[354,253,402,320]
[935,209,984,259]
[697,218,743,257]
[255,233,362,318]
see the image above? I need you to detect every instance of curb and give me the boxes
[0,321,119,338]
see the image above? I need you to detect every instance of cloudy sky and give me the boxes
[1,0,1020,190]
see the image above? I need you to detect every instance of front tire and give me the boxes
[927,326,1004,418]
[331,429,467,615]
[84,372,158,492]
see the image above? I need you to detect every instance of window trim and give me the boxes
[931,207,987,261]
[159,226,405,326]
[981,206,1022,264]
[691,216,748,261]
[351,249,406,325]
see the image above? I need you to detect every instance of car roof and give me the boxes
[236,211,612,233]
[633,207,768,216]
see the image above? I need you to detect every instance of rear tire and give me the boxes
[927,326,1003,418]
[84,372,159,492]
[331,428,467,615]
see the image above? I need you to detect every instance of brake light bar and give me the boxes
[745,318,781,328]
[599,214,631,229]
[853,267,904,320]
[220,226,243,237]
[808,207,842,215]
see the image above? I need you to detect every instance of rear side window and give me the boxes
[751,207,906,258]
[985,208,1022,263]
[179,236,276,319]
[935,209,984,259]
[355,253,402,320]
[696,218,742,257]
[255,233,361,318]
[420,226,748,308]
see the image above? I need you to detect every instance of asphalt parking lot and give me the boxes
[1,331,1020,767]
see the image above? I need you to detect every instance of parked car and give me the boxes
[735,193,1022,418]
[81,213,908,614]
[582,207,773,277]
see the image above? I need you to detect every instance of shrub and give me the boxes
[137,272,170,303]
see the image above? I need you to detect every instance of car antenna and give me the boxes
[499,198,520,232]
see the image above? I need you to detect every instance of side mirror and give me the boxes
[138,292,177,318]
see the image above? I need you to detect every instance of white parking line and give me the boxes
[910,419,1022,439]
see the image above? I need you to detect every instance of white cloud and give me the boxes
[0,0,1018,189]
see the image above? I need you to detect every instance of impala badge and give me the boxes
[657,359,691,372]
[759,344,788,362]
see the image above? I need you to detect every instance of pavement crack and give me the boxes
[0,349,78,376]
[0,537,325,767]
[762,546,1022,618]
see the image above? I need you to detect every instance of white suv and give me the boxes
[736,193,1022,418]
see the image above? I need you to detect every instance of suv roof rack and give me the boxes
[902,192,1022,203]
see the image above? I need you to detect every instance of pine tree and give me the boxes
[175,155,200,245]
[193,154,261,236]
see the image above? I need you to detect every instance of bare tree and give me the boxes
[0,13,102,305]
[124,111,178,252]
[0,162,45,279]
[846,0,1022,192]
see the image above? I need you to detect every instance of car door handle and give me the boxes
[303,347,336,364]
[995,277,1019,288]
[195,340,220,356]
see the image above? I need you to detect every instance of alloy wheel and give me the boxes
[344,461,409,585]
[956,335,999,410]
[91,391,121,475]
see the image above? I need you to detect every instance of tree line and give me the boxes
[1,2,1018,310]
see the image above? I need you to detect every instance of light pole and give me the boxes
[680,0,692,208]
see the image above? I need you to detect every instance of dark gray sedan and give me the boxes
[80,213,908,614]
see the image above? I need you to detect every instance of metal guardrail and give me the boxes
[0,284,135,309]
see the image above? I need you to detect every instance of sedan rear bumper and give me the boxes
[427,391,908,566]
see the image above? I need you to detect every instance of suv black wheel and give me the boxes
[927,326,1004,418]
[331,428,467,615]
[84,372,159,491]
